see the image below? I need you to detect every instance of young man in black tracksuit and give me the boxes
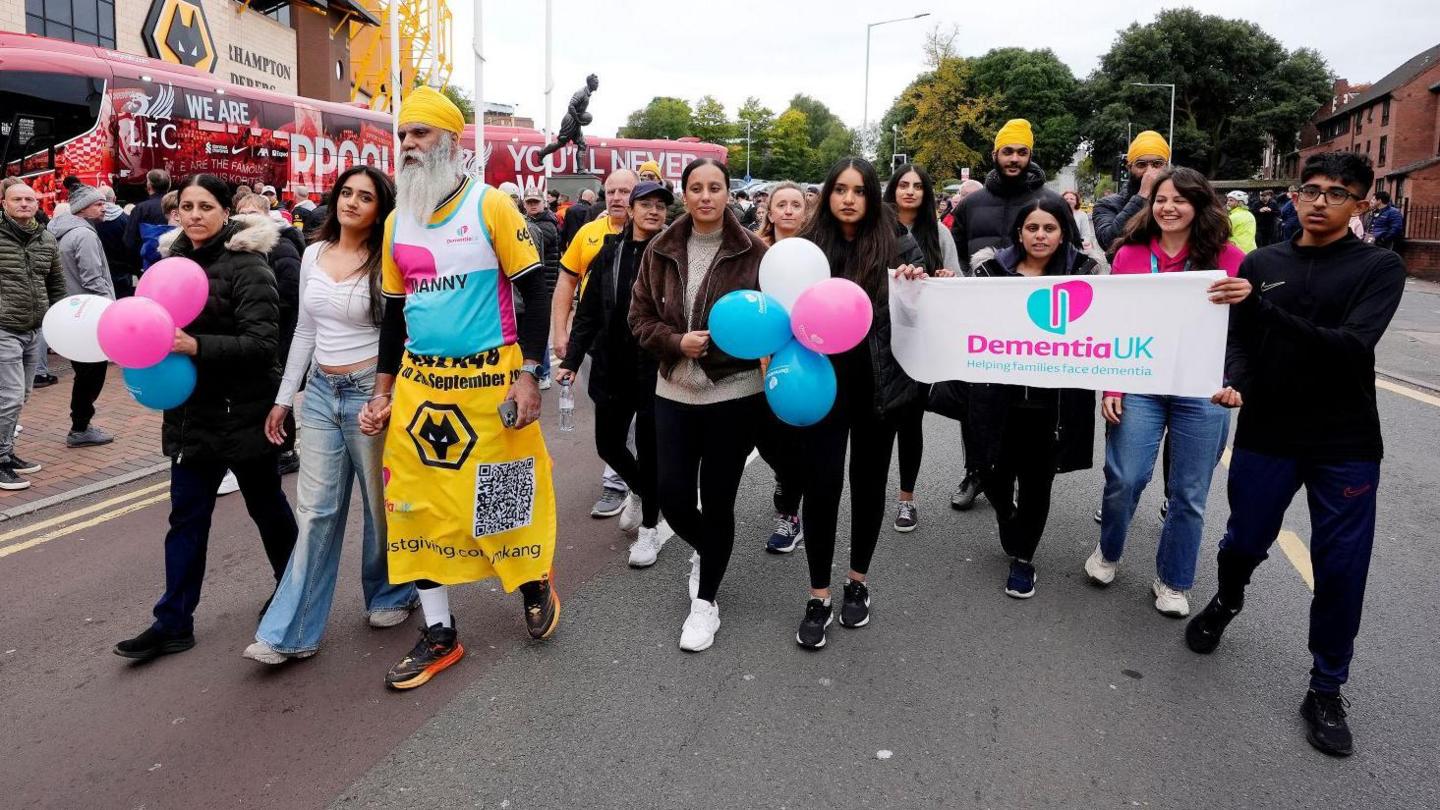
[1187,152,1407,758]
[557,181,670,567]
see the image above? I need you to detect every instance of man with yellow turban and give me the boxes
[945,118,1077,513]
[358,85,561,690]
[1093,130,1172,252]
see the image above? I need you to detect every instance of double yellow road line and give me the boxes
[0,482,170,559]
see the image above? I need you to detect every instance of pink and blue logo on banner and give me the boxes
[1025,280,1093,335]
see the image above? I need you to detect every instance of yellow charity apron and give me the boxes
[383,343,556,590]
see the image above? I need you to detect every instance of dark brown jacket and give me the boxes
[628,208,768,382]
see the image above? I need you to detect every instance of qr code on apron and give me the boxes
[474,457,536,536]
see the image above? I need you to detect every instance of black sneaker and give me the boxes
[765,513,803,553]
[1301,690,1354,757]
[114,626,196,660]
[276,450,300,476]
[32,373,58,389]
[1185,594,1242,654]
[519,578,560,639]
[1004,560,1036,599]
[796,598,833,649]
[950,471,982,511]
[386,619,463,689]
[893,501,918,533]
[838,579,871,628]
[7,454,41,474]
[0,463,31,491]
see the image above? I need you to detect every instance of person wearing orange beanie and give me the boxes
[1093,130,1173,252]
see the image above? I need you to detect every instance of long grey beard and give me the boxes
[396,135,463,225]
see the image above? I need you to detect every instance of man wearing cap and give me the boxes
[1226,190,1258,253]
[552,168,639,521]
[556,181,671,565]
[946,118,1073,511]
[1093,130,1172,253]
[47,184,117,448]
[357,87,560,690]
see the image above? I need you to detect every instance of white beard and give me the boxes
[396,133,463,225]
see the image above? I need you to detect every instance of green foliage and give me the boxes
[732,97,776,178]
[768,109,815,181]
[618,96,693,140]
[896,37,995,179]
[440,84,475,122]
[1082,8,1332,178]
[813,119,857,179]
[690,95,734,145]
[969,47,1085,172]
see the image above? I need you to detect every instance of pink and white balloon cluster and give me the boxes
[41,258,209,410]
[708,238,872,426]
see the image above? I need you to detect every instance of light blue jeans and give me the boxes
[1099,394,1230,590]
[256,365,415,653]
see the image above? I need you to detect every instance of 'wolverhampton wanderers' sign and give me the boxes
[142,0,217,74]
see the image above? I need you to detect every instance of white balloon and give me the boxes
[759,237,830,311]
[42,295,113,363]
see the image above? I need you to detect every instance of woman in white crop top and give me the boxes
[244,166,417,665]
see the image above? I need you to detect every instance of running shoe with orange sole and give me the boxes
[521,576,560,640]
[385,618,464,690]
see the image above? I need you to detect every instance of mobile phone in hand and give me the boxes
[497,399,518,428]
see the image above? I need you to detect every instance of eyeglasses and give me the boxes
[1298,185,1363,205]
[1131,159,1167,171]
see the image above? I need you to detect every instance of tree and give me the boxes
[690,95,733,145]
[732,97,776,178]
[440,84,475,122]
[618,96,693,140]
[787,94,844,152]
[897,32,996,179]
[768,109,814,182]
[813,119,858,178]
[1082,9,1332,178]
[969,47,1085,174]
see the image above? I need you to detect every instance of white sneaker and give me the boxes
[628,526,665,568]
[679,598,720,652]
[240,640,315,664]
[1152,578,1190,617]
[217,470,240,496]
[687,551,700,600]
[368,606,413,628]
[617,493,643,533]
[1084,546,1119,585]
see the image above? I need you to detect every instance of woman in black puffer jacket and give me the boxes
[114,174,298,662]
[235,194,304,468]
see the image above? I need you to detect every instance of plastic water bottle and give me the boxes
[557,379,575,432]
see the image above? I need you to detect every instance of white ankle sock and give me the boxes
[418,587,452,628]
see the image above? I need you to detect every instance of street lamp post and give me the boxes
[745,119,753,181]
[1130,82,1175,149]
[863,12,930,153]
[892,124,899,162]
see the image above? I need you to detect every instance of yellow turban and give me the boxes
[1127,130,1171,164]
[638,160,662,178]
[398,86,466,136]
[993,118,1034,151]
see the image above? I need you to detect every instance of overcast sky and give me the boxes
[447,0,1439,138]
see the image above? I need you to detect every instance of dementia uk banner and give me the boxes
[889,271,1228,398]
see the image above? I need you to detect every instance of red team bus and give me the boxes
[0,31,727,211]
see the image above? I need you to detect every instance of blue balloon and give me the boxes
[708,289,792,360]
[764,340,837,427]
[122,353,197,410]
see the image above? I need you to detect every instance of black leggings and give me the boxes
[594,396,659,528]
[981,403,1060,561]
[70,360,108,433]
[755,410,805,516]
[801,395,897,591]
[896,398,925,493]
[655,395,761,601]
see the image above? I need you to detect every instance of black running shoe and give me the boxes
[838,579,871,628]
[386,619,463,689]
[32,373,58,389]
[113,626,196,660]
[950,471,982,511]
[1185,594,1242,654]
[7,454,41,474]
[1301,690,1354,757]
[0,463,30,491]
[796,598,832,649]
[893,501,918,533]
[276,450,300,476]
[520,578,560,639]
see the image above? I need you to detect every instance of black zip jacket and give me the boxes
[948,162,1072,271]
[561,227,656,404]
[1225,233,1406,462]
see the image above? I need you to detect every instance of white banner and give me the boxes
[889,271,1229,397]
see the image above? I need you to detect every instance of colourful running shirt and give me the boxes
[382,178,540,358]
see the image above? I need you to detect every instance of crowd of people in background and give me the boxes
[0,87,1410,758]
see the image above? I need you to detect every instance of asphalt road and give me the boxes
[3,287,1438,809]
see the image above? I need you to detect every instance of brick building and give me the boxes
[1299,43,1440,208]
[1,0,378,101]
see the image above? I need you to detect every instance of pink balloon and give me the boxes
[790,278,874,355]
[136,257,209,328]
[97,297,176,369]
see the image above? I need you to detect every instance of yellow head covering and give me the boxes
[398,86,466,136]
[637,160,662,179]
[1127,130,1171,164]
[993,119,1034,152]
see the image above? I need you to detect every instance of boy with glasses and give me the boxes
[1187,152,1406,757]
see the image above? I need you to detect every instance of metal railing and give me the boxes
[1403,203,1440,241]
